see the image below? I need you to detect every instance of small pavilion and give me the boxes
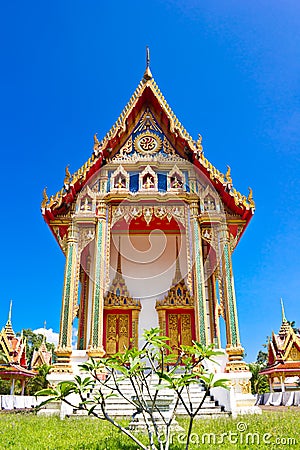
[260,301,300,392]
[0,303,35,394]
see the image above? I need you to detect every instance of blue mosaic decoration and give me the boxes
[158,173,167,192]
[61,244,74,347]
[92,220,103,347]
[183,171,190,192]
[129,173,139,192]
[224,243,238,346]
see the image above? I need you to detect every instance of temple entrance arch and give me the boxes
[103,237,141,355]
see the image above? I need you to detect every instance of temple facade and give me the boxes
[41,61,255,385]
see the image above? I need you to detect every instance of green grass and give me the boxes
[0,410,299,449]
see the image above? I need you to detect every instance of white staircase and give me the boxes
[69,378,229,419]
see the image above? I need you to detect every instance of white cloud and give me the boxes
[72,327,78,349]
[33,328,59,347]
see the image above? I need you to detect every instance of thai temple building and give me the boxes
[260,301,300,392]
[41,55,258,412]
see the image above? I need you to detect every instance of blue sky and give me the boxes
[0,1,299,362]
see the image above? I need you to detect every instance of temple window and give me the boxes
[80,197,92,211]
[143,174,155,189]
[139,165,158,191]
[171,174,183,189]
[111,165,129,191]
[167,165,185,191]
[204,195,216,211]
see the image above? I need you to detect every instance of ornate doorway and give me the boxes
[156,237,195,354]
[103,237,141,355]
[156,281,195,353]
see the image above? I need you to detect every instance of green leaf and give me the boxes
[212,378,230,389]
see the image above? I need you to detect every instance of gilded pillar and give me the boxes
[56,223,79,367]
[88,201,107,357]
[220,224,245,368]
[190,201,208,345]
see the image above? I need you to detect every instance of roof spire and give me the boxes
[117,236,122,274]
[143,46,152,81]
[43,320,47,342]
[8,299,12,322]
[4,300,15,338]
[281,298,287,323]
[146,46,150,67]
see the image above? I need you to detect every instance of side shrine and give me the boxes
[260,301,300,392]
[41,59,257,412]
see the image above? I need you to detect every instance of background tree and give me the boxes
[256,349,268,366]
[287,320,300,335]
[248,363,269,394]
[248,337,270,394]
[26,364,52,395]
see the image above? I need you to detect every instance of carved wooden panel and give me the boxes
[168,314,179,349]
[105,312,130,355]
[167,312,194,351]
[106,314,117,354]
[118,314,129,353]
[181,314,192,346]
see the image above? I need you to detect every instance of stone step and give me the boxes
[70,384,228,419]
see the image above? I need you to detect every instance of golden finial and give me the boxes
[41,187,48,209]
[143,46,152,80]
[225,165,232,184]
[93,133,100,152]
[64,164,71,186]
[281,298,287,323]
[195,134,203,157]
[247,187,255,207]
[48,195,55,209]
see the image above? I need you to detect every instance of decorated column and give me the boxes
[77,255,91,350]
[88,200,107,357]
[56,223,79,369]
[190,200,208,345]
[219,224,246,370]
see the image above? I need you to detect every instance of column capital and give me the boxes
[96,200,107,219]
[67,222,79,243]
[218,222,231,245]
[190,201,199,218]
